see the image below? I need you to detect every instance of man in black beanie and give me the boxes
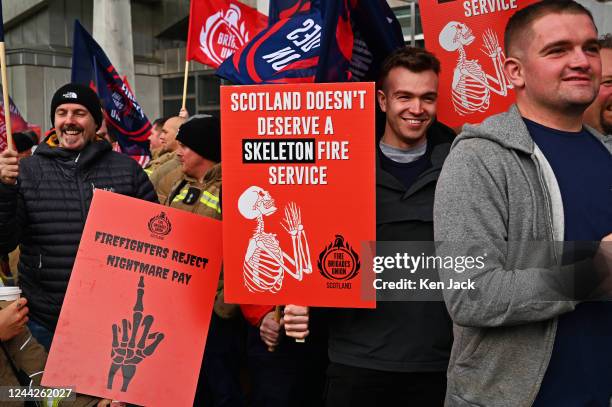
[171,114,221,193]
[0,83,157,350]
[164,115,245,406]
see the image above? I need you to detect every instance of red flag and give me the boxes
[0,87,33,151]
[186,0,267,68]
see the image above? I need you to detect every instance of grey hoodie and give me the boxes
[433,105,611,407]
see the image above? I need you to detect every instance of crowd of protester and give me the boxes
[0,0,610,406]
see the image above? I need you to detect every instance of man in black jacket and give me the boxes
[284,47,454,406]
[0,83,157,350]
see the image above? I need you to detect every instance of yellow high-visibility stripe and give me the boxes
[200,191,221,213]
[172,187,220,213]
[172,187,189,203]
[202,190,219,203]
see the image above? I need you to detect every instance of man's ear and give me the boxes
[504,56,525,89]
[377,89,387,113]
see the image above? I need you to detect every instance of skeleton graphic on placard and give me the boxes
[439,21,513,116]
[238,186,312,293]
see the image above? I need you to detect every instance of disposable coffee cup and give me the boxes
[0,286,21,301]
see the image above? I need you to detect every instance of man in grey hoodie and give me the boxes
[434,1,612,406]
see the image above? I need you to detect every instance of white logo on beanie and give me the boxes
[62,92,78,99]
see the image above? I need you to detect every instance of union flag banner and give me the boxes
[186,0,267,69]
[221,82,376,308]
[420,0,538,128]
[42,190,223,407]
[216,0,403,85]
[72,21,152,166]
[0,86,36,151]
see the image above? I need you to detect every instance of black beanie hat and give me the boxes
[50,83,102,128]
[176,115,221,163]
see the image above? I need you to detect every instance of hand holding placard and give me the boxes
[283,304,309,341]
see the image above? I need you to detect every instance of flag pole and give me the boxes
[181,60,189,110]
[0,1,12,151]
[182,0,196,112]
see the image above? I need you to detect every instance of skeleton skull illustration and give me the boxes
[439,22,475,51]
[239,186,277,219]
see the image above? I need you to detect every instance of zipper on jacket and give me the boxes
[532,156,559,264]
[75,172,87,221]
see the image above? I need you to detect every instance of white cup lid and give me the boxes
[0,287,21,299]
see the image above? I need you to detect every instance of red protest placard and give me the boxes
[420,0,538,128]
[42,190,222,407]
[222,82,376,308]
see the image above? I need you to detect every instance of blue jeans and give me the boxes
[27,319,54,351]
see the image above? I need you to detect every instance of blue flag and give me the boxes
[71,20,151,163]
[268,0,316,26]
[0,0,4,42]
[341,0,404,82]
[216,1,322,84]
[216,0,403,85]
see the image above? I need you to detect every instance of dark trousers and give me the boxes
[324,363,446,407]
[193,313,246,407]
[247,324,328,407]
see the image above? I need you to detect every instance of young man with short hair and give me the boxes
[434,1,612,405]
[285,47,456,407]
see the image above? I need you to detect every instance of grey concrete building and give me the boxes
[2,0,609,131]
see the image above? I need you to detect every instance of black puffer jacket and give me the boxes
[0,137,157,330]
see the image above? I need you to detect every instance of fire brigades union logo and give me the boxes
[318,235,360,281]
[200,4,251,66]
[148,212,172,238]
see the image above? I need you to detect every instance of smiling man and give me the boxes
[0,83,157,350]
[434,1,612,406]
[284,47,456,407]
[584,34,612,138]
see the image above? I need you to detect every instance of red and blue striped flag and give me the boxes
[71,20,151,166]
[216,0,403,85]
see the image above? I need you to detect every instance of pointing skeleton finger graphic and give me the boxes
[108,276,165,392]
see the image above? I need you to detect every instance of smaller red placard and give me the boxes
[42,190,222,407]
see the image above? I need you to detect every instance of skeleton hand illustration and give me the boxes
[481,29,501,58]
[107,276,165,392]
[281,202,312,275]
[238,186,313,293]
